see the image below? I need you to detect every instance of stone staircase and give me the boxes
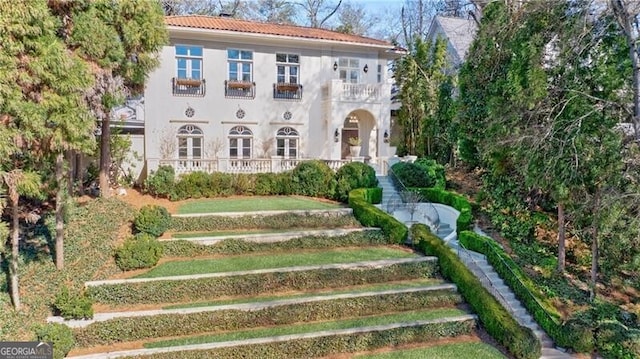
[376,175,575,359]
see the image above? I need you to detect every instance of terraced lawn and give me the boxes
[355,342,506,359]
[177,196,342,214]
[162,278,445,309]
[172,229,284,238]
[144,308,469,348]
[137,247,418,278]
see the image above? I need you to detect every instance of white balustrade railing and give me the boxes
[156,158,353,175]
[341,83,381,101]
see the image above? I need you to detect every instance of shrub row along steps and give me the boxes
[444,230,576,359]
[163,227,380,245]
[49,284,460,328]
[377,176,574,358]
[65,315,477,359]
[85,257,436,287]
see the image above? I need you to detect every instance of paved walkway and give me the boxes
[376,175,576,359]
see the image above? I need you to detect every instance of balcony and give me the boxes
[225,80,255,99]
[172,77,206,97]
[273,83,303,100]
[322,80,388,103]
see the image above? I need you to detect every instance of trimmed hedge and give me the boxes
[162,231,391,257]
[118,319,476,359]
[457,231,583,351]
[75,289,462,346]
[414,187,473,233]
[170,212,361,232]
[87,260,438,305]
[413,225,541,359]
[290,160,337,198]
[349,188,407,244]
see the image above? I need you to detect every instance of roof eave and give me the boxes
[167,25,395,51]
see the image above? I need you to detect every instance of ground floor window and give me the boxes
[276,127,299,158]
[177,125,203,159]
[229,126,253,158]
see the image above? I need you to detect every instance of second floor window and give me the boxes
[228,49,253,82]
[176,45,203,80]
[276,53,299,84]
[338,58,359,83]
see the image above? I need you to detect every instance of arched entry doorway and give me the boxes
[340,110,376,159]
[341,113,359,159]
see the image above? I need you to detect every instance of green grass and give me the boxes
[162,278,445,309]
[355,342,506,359]
[144,308,468,348]
[137,247,418,278]
[177,196,341,214]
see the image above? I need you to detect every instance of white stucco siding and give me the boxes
[143,31,397,173]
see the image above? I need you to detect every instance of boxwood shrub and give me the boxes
[134,205,171,236]
[143,165,175,198]
[349,188,407,244]
[75,289,462,346]
[413,225,540,359]
[115,233,164,271]
[334,162,378,203]
[34,323,75,359]
[414,158,446,189]
[162,231,391,258]
[116,320,476,359]
[53,286,94,320]
[87,260,438,305]
[415,187,473,233]
[290,160,337,198]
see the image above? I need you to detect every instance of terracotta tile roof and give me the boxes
[165,15,393,47]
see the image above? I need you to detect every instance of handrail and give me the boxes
[483,240,560,328]
[387,164,440,227]
[457,240,518,318]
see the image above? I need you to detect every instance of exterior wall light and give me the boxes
[363,64,369,73]
[333,61,338,71]
[334,128,340,142]
[383,130,389,143]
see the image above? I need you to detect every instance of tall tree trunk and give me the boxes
[557,202,566,273]
[590,191,601,302]
[8,184,20,310]
[76,153,84,195]
[631,41,640,140]
[66,150,74,196]
[99,118,111,198]
[55,152,65,270]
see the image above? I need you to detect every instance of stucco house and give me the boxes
[124,15,404,179]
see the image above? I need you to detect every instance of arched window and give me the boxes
[276,127,299,158]
[229,126,253,159]
[177,125,203,160]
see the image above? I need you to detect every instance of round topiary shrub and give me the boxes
[334,162,378,203]
[114,233,164,271]
[414,158,446,189]
[290,160,336,198]
[134,205,171,237]
[34,323,75,359]
[391,162,435,188]
[53,286,94,320]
